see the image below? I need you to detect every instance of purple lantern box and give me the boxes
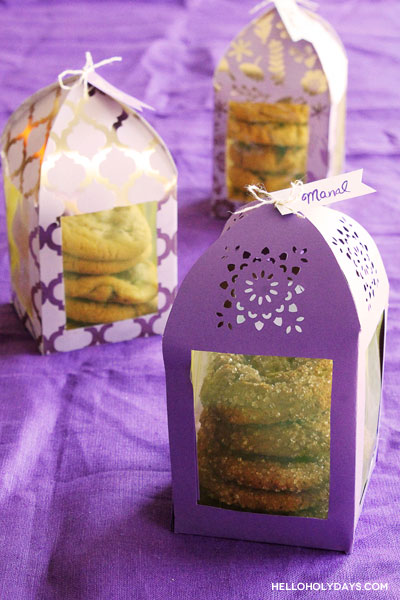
[1,54,177,353]
[163,172,388,553]
[212,0,348,218]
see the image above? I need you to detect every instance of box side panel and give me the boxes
[38,85,177,352]
[1,87,66,348]
[355,311,386,523]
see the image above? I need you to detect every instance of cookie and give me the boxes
[227,166,299,194]
[200,354,333,425]
[227,140,308,173]
[228,101,309,124]
[197,422,329,492]
[65,296,158,324]
[200,407,330,459]
[212,454,329,494]
[227,119,309,147]
[64,259,158,305]
[198,455,328,515]
[61,205,152,262]
[62,245,151,275]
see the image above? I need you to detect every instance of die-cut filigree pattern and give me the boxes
[217,245,307,333]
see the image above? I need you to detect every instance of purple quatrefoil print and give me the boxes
[34,199,177,354]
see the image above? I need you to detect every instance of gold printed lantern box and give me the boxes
[212,0,348,217]
[1,55,177,353]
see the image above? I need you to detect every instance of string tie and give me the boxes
[58,51,122,98]
[236,180,306,218]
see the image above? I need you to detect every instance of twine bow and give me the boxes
[236,180,306,218]
[250,0,318,16]
[58,51,122,98]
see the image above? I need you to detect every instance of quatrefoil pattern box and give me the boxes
[1,72,177,353]
[163,200,388,553]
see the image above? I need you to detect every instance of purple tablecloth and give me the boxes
[0,1,399,598]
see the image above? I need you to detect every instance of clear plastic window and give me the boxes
[60,203,158,329]
[361,314,385,501]
[226,101,309,202]
[192,351,332,519]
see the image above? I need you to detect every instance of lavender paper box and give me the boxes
[163,193,388,553]
[1,65,177,353]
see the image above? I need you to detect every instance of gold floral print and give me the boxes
[289,45,318,68]
[276,21,289,40]
[217,57,230,74]
[228,38,253,62]
[268,39,285,85]
[301,69,328,95]
[239,57,265,81]
[254,13,274,44]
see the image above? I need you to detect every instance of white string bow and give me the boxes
[236,180,306,218]
[58,51,122,98]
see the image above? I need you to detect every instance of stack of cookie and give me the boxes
[197,353,332,518]
[226,101,309,202]
[61,205,158,328]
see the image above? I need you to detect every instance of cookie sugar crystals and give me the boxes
[163,172,388,552]
[1,53,177,353]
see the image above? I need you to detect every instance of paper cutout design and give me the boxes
[1,73,177,353]
[331,215,379,311]
[217,243,307,333]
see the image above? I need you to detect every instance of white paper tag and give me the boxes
[270,170,375,216]
[274,0,305,40]
[87,71,154,112]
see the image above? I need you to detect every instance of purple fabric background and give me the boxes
[0,1,399,598]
